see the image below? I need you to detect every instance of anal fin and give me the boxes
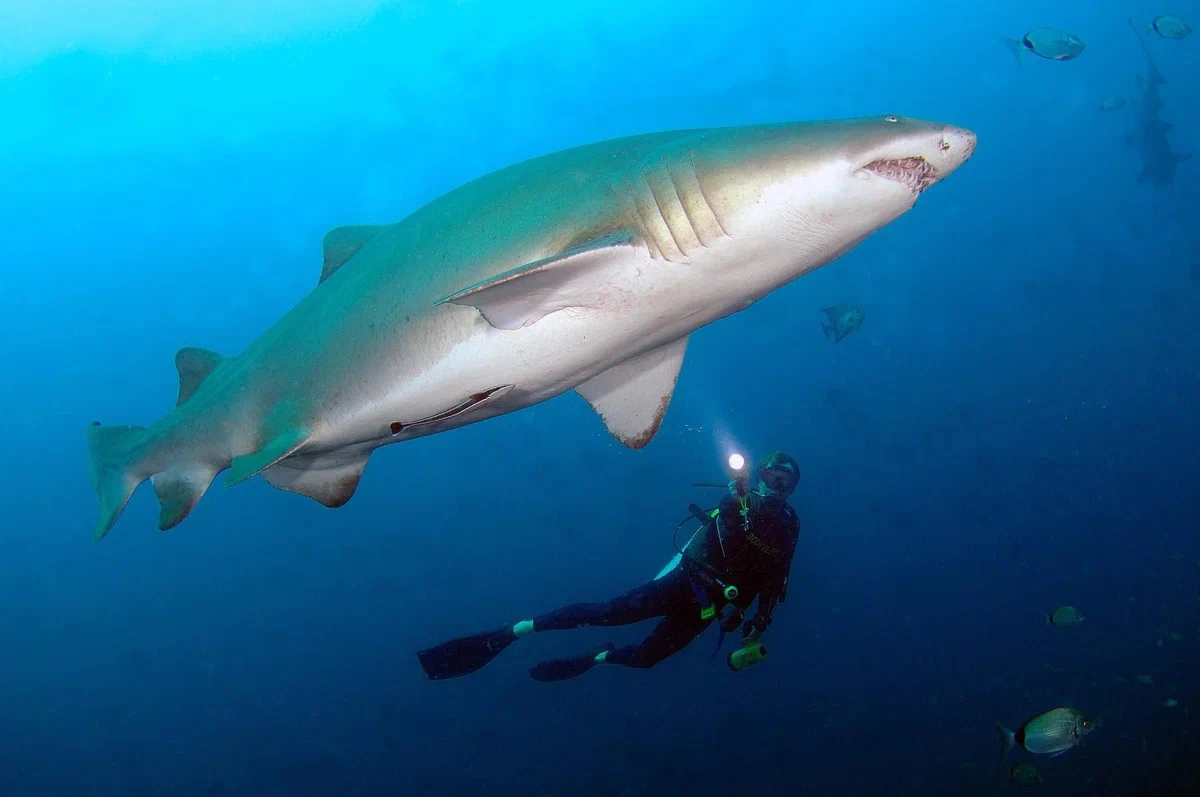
[261,452,370,508]
[151,463,219,530]
[225,428,311,487]
[575,335,689,449]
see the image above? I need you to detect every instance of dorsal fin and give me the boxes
[174,347,225,406]
[320,225,385,284]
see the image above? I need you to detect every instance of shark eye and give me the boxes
[884,115,899,123]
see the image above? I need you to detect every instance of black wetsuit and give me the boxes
[533,492,800,668]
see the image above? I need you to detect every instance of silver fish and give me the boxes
[1045,605,1084,627]
[1018,28,1087,61]
[1153,15,1193,40]
[820,302,866,343]
[997,707,1096,760]
[1010,762,1044,786]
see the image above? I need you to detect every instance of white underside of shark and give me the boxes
[86,115,975,540]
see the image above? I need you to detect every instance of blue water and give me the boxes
[2,1,1197,794]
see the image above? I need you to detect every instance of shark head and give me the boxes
[683,115,976,287]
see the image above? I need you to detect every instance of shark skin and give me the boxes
[86,115,977,539]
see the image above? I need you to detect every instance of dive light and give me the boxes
[727,642,767,672]
[727,452,749,497]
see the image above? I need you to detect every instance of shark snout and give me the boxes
[944,125,977,166]
[928,125,977,180]
[854,118,977,195]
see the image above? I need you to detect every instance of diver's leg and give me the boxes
[601,612,709,670]
[529,570,681,632]
[529,614,707,682]
[528,577,707,682]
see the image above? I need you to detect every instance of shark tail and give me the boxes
[86,422,150,541]
[87,347,234,540]
[88,419,226,539]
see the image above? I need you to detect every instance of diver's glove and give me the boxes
[741,615,768,643]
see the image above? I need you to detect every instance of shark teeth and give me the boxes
[864,156,939,193]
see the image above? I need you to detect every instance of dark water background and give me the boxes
[1,1,1196,794]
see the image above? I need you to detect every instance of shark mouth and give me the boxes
[864,157,939,194]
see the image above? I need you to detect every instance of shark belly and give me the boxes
[319,239,737,451]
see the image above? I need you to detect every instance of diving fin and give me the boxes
[529,643,615,682]
[416,626,518,681]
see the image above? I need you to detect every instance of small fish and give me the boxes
[1137,674,1155,684]
[1005,28,1087,62]
[1010,762,1044,786]
[820,303,866,343]
[996,707,1096,761]
[1170,632,1183,641]
[1100,96,1127,111]
[1045,605,1084,627]
[1153,15,1193,39]
[1164,698,1179,707]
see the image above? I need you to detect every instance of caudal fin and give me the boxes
[995,722,1017,763]
[1001,37,1026,67]
[88,420,221,539]
[86,422,148,541]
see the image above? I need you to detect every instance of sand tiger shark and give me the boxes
[1126,19,1191,187]
[87,115,976,539]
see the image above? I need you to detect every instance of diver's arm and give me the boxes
[744,585,782,639]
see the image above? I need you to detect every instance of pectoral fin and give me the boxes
[436,230,638,330]
[575,336,688,449]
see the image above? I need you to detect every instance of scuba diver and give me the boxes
[416,450,801,683]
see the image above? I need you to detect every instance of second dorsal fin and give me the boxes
[174,347,225,406]
[320,224,386,284]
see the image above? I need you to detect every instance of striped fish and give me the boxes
[997,707,1096,760]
